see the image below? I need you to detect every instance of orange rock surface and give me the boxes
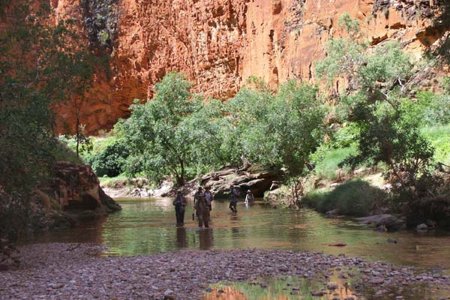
[47,0,447,134]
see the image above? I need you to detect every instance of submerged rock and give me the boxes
[357,214,405,232]
[416,223,428,232]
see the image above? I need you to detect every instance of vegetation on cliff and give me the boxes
[308,15,450,225]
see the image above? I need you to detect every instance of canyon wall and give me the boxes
[50,0,448,133]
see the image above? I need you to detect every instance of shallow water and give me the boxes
[28,198,450,272]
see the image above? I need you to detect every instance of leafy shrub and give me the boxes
[422,124,450,164]
[225,80,326,177]
[401,91,450,126]
[89,140,130,177]
[310,146,356,180]
[303,180,387,216]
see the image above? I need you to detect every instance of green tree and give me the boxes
[123,73,202,186]
[224,81,274,167]
[316,14,434,193]
[343,99,434,188]
[88,139,130,177]
[224,79,326,177]
[180,99,229,175]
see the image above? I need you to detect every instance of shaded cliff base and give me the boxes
[0,243,449,299]
[0,162,121,242]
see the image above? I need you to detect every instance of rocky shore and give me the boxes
[0,243,449,299]
[102,165,281,200]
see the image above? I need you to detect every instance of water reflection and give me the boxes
[176,227,187,248]
[205,273,358,300]
[204,273,442,300]
[26,198,450,272]
[199,229,214,250]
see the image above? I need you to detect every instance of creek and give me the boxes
[27,198,450,273]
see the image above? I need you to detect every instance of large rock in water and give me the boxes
[48,161,121,214]
[357,214,405,232]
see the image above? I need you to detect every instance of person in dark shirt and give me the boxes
[173,190,187,226]
[204,186,214,211]
[194,186,210,228]
[229,185,239,213]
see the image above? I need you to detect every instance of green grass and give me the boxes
[209,277,324,300]
[422,124,450,165]
[99,174,129,187]
[303,179,387,217]
[309,124,449,182]
[311,145,356,180]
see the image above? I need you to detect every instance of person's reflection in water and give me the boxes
[176,227,187,249]
[230,213,240,225]
[199,228,214,250]
[229,214,240,243]
[231,226,239,238]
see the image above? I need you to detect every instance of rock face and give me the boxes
[46,0,448,133]
[49,161,122,214]
[196,166,281,198]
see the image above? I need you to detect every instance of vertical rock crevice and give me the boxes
[80,0,119,54]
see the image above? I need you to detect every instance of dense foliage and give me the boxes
[316,18,439,194]
[310,15,450,226]
[120,73,210,185]
[88,140,130,177]
[227,80,325,177]
[0,1,96,239]
[103,73,326,186]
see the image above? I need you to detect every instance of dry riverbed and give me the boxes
[0,243,449,299]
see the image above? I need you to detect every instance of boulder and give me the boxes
[197,166,281,199]
[357,214,405,232]
[326,209,339,218]
[416,223,428,232]
[264,186,299,208]
[51,161,121,215]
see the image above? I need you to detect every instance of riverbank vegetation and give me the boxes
[76,74,327,186]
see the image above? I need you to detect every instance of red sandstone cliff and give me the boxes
[49,0,448,134]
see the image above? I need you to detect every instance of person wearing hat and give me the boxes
[194,186,210,228]
[245,189,254,206]
[173,190,187,226]
[204,186,214,211]
[229,185,239,213]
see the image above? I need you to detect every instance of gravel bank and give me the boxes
[0,243,449,299]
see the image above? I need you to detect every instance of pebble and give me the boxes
[0,243,448,299]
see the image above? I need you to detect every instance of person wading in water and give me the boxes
[244,189,254,207]
[173,190,187,226]
[194,187,210,228]
[229,185,239,213]
[204,186,214,212]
